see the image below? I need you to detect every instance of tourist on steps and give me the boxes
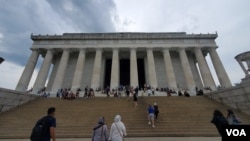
[153,103,159,121]
[109,115,127,141]
[30,107,56,141]
[133,92,138,108]
[227,109,241,125]
[106,86,110,97]
[211,109,228,136]
[147,105,155,128]
[92,117,109,141]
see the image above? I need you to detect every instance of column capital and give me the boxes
[162,48,170,51]
[61,48,72,53]
[130,48,137,51]
[177,47,186,52]
[194,47,201,50]
[45,48,55,54]
[79,48,86,51]
[162,48,171,53]
[147,47,154,51]
[95,48,103,51]
[112,48,119,51]
[193,47,201,53]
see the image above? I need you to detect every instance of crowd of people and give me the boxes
[37,85,202,99]
[26,82,214,99]
[56,88,80,100]
[31,87,243,141]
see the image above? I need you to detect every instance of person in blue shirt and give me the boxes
[44,107,56,141]
[147,105,155,128]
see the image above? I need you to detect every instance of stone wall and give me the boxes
[0,87,38,112]
[205,83,250,115]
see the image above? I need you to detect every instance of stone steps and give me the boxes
[0,96,250,138]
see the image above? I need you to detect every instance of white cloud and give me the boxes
[0,61,38,90]
[113,0,250,85]
[0,32,3,39]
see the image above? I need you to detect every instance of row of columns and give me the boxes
[16,47,232,94]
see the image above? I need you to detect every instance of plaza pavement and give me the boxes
[0,137,221,141]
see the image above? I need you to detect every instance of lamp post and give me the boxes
[0,57,4,64]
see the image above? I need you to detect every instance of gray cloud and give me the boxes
[46,0,116,32]
[0,0,116,66]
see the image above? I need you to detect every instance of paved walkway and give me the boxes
[0,137,221,141]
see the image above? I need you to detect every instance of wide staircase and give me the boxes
[0,96,250,139]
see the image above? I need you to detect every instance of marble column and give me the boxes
[194,48,216,90]
[209,48,232,87]
[91,49,103,89]
[110,48,119,89]
[16,49,39,91]
[146,48,158,88]
[33,49,54,94]
[162,48,177,90]
[71,48,86,92]
[51,49,70,93]
[179,48,196,92]
[130,48,139,88]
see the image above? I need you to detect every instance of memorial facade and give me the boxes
[15,32,232,95]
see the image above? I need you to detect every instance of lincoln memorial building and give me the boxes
[15,32,232,95]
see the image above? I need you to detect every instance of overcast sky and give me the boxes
[0,0,250,90]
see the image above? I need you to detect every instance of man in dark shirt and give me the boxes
[153,103,159,121]
[44,107,56,141]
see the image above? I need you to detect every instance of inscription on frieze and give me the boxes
[86,40,97,45]
[64,40,70,45]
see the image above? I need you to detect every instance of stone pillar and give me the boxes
[110,48,119,89]
[179,48,196,93]
[130,48,139,88]
[16,49,39,91]
[209,48,232,87]
[146,48,158,88]
[51,49,70,93]
[162,48,177,90]
[194,48,216,90]
[33,49,54,94]
[71,49,86,92]
[91,49,103,89]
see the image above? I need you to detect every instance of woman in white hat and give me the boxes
[109,115,127,141]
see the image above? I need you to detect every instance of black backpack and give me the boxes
[30,116,49,141]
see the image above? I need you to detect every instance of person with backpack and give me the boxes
[30,107,56,141]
